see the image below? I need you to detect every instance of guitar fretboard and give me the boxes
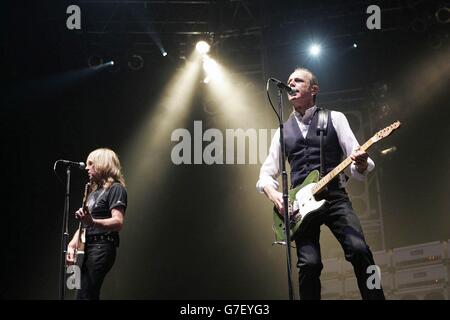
[311,137,375,195]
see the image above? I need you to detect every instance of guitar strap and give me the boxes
[316,108,329,179]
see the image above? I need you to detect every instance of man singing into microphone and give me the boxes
[256,68,385,300]
[66,148,127,300]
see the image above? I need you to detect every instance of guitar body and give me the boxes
[272,170,326,242]
[270,120,401,243]
[73,226,86,267]
[72,182,90,268]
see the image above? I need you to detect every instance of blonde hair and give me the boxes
[87,148,126,191]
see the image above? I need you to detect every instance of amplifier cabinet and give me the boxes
[393,241,445,270]
[394,264,447,290]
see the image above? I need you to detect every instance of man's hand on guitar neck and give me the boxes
[263,185,285,215]
[350,149,369,173]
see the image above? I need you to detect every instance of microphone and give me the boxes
[54,160,86,170]
[270,78,298,96]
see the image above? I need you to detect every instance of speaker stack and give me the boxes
[321,241,449,300]
[391,241,448,300]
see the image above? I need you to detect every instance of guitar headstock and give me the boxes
[84,182,91,196]
[373,121,401,142]
[82,182,91,210]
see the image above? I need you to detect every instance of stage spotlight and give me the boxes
[309,44,321,56]
[202,56,221,81]
[203,57,217,73]
[353,43,358,48]
[196,41,210,55]
[128,54,144,71]
[106,58,120,73]
[159,47,168,57]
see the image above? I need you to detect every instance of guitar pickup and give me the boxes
[290,200,301,223]
[292,200,299,214]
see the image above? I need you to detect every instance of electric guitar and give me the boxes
[73,182,91,266]
[272,121,401,242]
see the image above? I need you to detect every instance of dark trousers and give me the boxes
[76,242,116,300]
[294,189,385,300]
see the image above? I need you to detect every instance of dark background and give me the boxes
[1,0,449,299]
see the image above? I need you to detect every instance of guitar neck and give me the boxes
[312,137,375,195]
[76,182,91,250]
[76,221,83,241]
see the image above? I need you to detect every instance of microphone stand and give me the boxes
[267,80,295,300]
[278,88,295,300]
[58,164,71,300]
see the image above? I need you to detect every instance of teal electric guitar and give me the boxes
[272,121,401,242]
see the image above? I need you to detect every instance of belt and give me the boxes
[86,234,117,244]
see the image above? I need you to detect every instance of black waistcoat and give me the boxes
[283,109,343,188]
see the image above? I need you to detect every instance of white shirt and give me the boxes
[256,106,375,193]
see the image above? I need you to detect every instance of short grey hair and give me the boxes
[294,67,319,102]
[294,67,319,87]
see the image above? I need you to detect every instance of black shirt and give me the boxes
[85,182,127,239]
